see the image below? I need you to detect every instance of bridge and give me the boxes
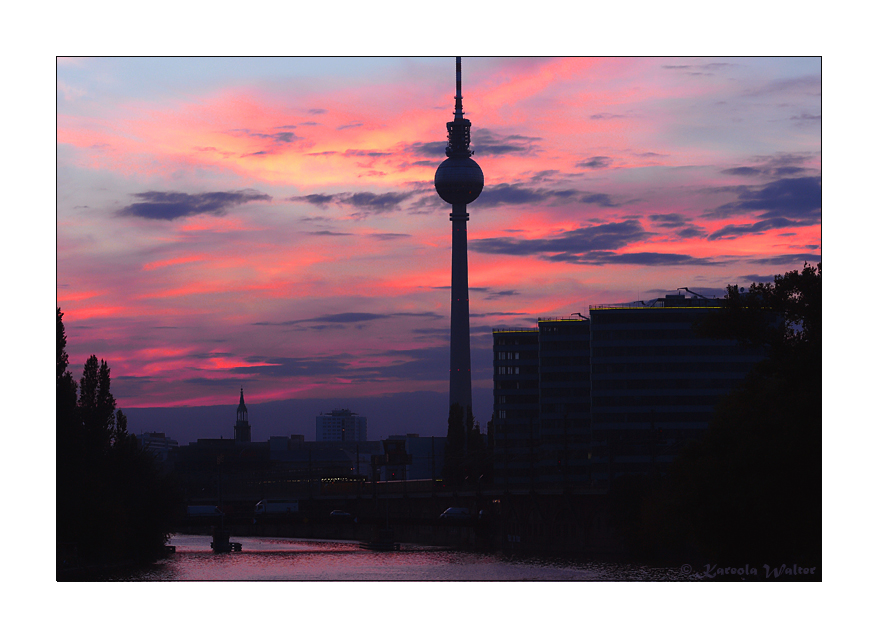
[179,482,623,556]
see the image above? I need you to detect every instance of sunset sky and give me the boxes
[56,56,821,436]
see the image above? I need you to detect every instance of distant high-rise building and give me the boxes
[492,328,540,488]
[435,56,484,415]
[492,292,766,488]
[588,294,764,484]
[536,316,592,486]
[235,387,251,443]
[316,409,368,442]
[136,431,179,463]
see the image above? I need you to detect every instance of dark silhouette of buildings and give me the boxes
[435,57,484,415]
[492,292,766,488]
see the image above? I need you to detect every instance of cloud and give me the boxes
[289,190,416,214]
[648,213,705,238]
[117,189,271,220]
[549,251,721,266]
[403,141,448,158]
[742,74,820,98]
[371,232,411,241]
[471,220,652,258]
[707,217,816,241]
[706,176,821,224]
[471,130,542,156]
[661,62,736,76]
[253,311,443,327]
[745,253,821,266]
[576,156,613,169]
[475,183,620,208]
[230,345,457,384]
[720,153,814,179]
[470,221,726,266]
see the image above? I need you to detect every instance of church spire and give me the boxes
[235,387,251,443]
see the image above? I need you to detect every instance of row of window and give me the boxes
[591,394,725,408]
[592,411,715,424]
[592,344,750,358]
[592,377,740,391]
[593,361,757,374]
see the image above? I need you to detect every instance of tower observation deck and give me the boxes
[435,57,484,413]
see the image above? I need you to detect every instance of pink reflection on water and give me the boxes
[139,534,601,581]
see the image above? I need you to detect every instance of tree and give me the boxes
[57,308,181,575]
[669,264,822,568]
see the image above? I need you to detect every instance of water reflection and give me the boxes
[116,535,694,581]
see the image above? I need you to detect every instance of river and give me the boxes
[114,534,693,581]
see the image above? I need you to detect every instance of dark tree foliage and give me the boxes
[667,263,822,568]
[57,308,181,575]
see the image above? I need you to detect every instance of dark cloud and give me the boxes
[470,220,725,266]
[472,220,652,259]
[289,190,415,214]
[230,127,303,150]
[476,183,620,208]
[404,141,448,158]
[590,113,625,120]
[401,130,540,160]
[707,217,816,241]
[371,232,410,241]
[342,192,412,210]
[722,166,763,177]
[117,189,271,221]
[295,194,336,207]
[308,108,327,115]
[576,156,612,169]
[705,176,821,231]
[721,154,812,179]
[253,311,442,327]
[471,130,542,156]
[648,213,705,238]
[548,251,720,266]
[745,253,821,266]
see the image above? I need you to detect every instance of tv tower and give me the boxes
[435,57,484,413]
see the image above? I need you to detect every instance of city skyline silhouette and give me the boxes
[56,57,821,445]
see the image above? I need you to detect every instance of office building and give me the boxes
[316,409,368,442]
[492,292,766,488]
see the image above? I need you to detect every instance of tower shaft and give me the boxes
[435,57,483,417]
[449,203,472,411]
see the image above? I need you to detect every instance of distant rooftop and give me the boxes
[493,291,723,332]
[590,292,722,310]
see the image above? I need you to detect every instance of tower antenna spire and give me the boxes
[454,56,464,119]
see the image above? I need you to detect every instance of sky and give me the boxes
[56,56,821,441]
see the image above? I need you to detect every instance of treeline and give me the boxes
[57,308,181,575]
[608,264,821,573]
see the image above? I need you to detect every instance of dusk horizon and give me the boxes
[56,56,821,444]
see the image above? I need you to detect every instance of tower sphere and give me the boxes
[434,156,484,205]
